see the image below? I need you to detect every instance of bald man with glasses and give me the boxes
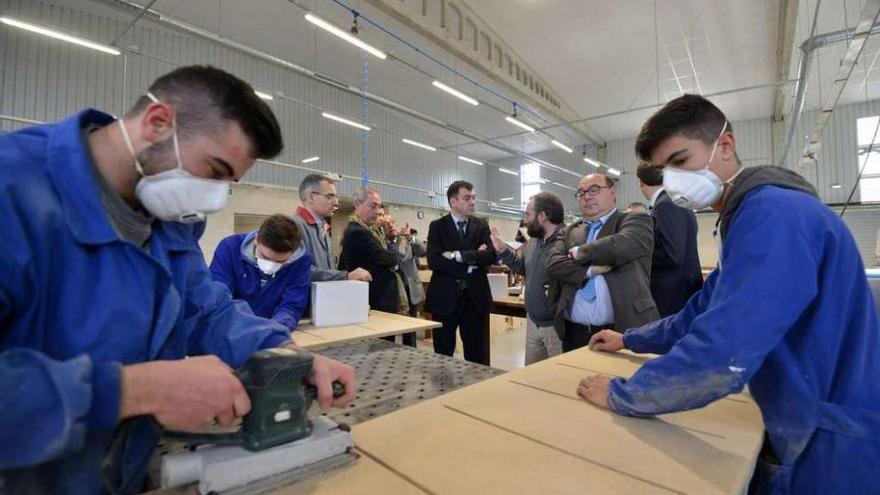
[546,173,659,351]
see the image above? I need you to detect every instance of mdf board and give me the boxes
[266,452,426,495]
[294,311,441,350]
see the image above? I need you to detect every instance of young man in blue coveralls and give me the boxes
[211,214,312,330]
[0,66,355,494]
[580,94,879,494]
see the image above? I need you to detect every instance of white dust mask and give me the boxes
[662,122,728,210]
[118,92,230,223]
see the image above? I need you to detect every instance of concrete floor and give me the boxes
[415,316,527,372]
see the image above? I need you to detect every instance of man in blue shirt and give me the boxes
[211,214,312,330]
[581,94,880,494]
[0,65,355,494]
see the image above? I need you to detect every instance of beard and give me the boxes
[136,135,176,175]
[526,220,544,239]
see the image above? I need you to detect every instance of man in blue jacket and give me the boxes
[580,94,879,494]
[211,214,311,330]
[0,65,355,494]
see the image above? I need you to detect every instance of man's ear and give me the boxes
[138,101,176,143]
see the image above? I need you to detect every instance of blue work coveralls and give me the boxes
[610,179,880,493]
[210,231,311,330]
[0,110,292,493]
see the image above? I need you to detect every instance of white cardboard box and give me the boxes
[487,273,508,300]
[310,281,370,327]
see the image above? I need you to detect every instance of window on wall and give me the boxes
[855,116,880,202]
[521,162,542,208]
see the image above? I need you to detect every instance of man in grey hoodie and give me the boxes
[490,192,566,364]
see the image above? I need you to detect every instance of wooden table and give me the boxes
[491,294,526,318]
[274,347,764,495]
[293,311,441,350]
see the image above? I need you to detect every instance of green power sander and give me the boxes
[159,348,357,494]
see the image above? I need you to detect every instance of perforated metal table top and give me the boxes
[309,339,505,425]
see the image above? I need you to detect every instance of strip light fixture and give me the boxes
[607,167,622,177]
[0,15,120,55]
[458,155,484,165]
[402,138,437,151]
[505,115,536,133]
[254,90,274,101]
[301,156,320,164]
[498,167,520,176]
[322,112,371,131]
[551,139,573,153]
[431,80,479,106]
[499,197,515,201]
[304,13,387,60]
[583,156,602,168]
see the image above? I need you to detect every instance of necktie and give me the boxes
[456,220,466,242]
[580,221,604,301]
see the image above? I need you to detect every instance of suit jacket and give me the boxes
[425,214,496,316]
[650,191,703,316]
[546,210,659,337]
[338,220,402,313]
[397,237,427,305]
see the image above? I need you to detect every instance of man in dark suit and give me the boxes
[425,180,496,365]
[546,173,659,352]
[339,187,406,315]
[637,162,703,317]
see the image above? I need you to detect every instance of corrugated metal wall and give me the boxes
[485,144,599,216]
[0,0,488,211]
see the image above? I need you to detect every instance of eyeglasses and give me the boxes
[575,185,610,198]
[310,191,338,201]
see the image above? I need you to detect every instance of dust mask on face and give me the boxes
[118,92,230,223]
[662,122,728,210]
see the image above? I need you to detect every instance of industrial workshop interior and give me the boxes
[3,0,880,493]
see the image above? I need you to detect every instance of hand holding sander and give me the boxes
[159,347,356,494]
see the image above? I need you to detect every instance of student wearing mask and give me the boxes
[0,65,355,494]
[581,94,880,494]
[210,214,311,330]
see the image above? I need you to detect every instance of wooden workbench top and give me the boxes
[272,347,764,494]
[293,311,441,350]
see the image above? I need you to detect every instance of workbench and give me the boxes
[277,346,765,495]
[490,294,526,318]
[292,311,441,350]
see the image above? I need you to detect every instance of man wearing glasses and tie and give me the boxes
[546,173,659,352]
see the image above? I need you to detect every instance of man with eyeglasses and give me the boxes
[546,174,658,352]
[293,173,372,283]
[580,94,879,494]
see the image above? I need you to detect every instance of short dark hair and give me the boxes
[299,173,334,201]
[257,214,301,253]
[128,65,283,159]
[627,202,648,210]
[447,180,474,201]
[635,94,731,162]
[636,162,664,186]
[530,191,564,224]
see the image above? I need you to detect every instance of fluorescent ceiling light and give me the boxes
[432,80,479,106]
[458,155,484,165]
[607,167,622,177]
[322,112,371,131]
[304,13,387,60]
[301,156,320,164]
[505,115,535,133]
[254,90,274,101]
[498,167,520,176]
[402,138,436,151]
[830,183,842,189]
[0,15,120,55]
[583,156,602,168]
[499,197,514,201]
[550,139,573,153]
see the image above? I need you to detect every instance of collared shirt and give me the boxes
[450,212,474,271]
[569,209,616,326]
[648,187,665,210]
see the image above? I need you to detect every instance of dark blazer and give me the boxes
[425,214,496,316]
[338,220,401,313]
[650,191,703,317]
[546,210,659,337]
